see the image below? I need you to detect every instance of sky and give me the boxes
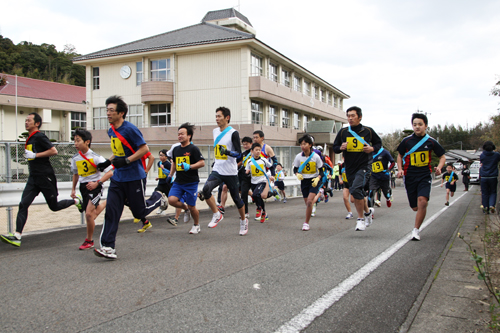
[1,0,499,135]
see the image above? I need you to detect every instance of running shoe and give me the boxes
[311,203,317,217]
[364,208,374,227]
[260,211,266,223]
[137,220,152,233]
[75,195,83,212]
[375,200,381,207]
[491,207,496,214]
[345,212,353,219]
[133,218,141,223]
[355,218,366,231]
[283,199,287,203]
[156,206,166,215]
[189,225,201,234]
[445,202,449,206]
[79,239,94,250]
[198,192,205,201]
[184,210,191,223]
[411,228,420,241]
[386,199,392,208]
[94,246,117,259]
[217,205,225,215]
[274,191,281,201]
[167,217,178,226]
[245,213,249,219]
[208,212,223,228]
[255,208,262,220]
[327,188,334,197]
[0,233,21,247]
[239,218,249,236]
[160,192,168,210]
[302,222,310,231]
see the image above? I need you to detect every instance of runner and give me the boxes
[246,143,273,223]
[201,107,248,235]
[168,123,205,234]
[332,106,381,231]
[155,149,172,214]
[70,129,113,250]
[397,112,446,241]
[239,137,253,215]
[368,147,395,208]
[93,95,167,259]
[274,163,287,203]
[440,162,459,206]
[166,143,190,226]
[1,113,81,247]
[293,134,324,231]
[339,162,354,219]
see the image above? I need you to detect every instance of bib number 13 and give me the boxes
[410,151,429,167]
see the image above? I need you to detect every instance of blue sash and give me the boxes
[348,126,369,146]
[214,126,233,146]
[298,151,316,173]
[242,152,252,166]
[448,171,455,183]
[373,147,384,159]
[402,134,430,165]
[251,157,273,188]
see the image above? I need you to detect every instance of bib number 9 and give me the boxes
[346,137,364,152]
[372,161,384,173]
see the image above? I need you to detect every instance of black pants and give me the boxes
[240,176,251,214]
[16,174,74,233]
[202,171,244,209]
[251,183,266,213]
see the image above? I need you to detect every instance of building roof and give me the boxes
[444,149,480,162]
[74,22,254,61]
[0,74,85,104]
[202,8,252,26]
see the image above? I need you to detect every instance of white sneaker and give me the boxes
[183,210,191,223]
[94,246,117,259]
[311,203,317,217]
[239,218,249,236]
[208,212,223,228]
[245,213,249,219]
[375,200,381,207]
[355,219,366,231]
[159,192,168,210]
[189,225,201,234]
[411,228,420,241]
[156,207,165,215]
[302,222,310,231]
[345,212,353,219]
[364,207,375,227]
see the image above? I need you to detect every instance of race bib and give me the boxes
[372,161,384,173]
[342,173,348,182]
[111,137,125,157]
[26,144,35,161]
[410,151,429,167]
[76,159,97,177]
[300,161,317,174]
[158,168,167,179]
[346,137,364,152]
[214,145,228,160]
[251,164,264,177]
[176,156,191,171]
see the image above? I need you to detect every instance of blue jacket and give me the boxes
[479,151,500,178]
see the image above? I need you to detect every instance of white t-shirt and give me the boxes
[212,126,238,176]
[245,157,272,184]
[71,149,112,183]
[167,142,181,158]
[293,152,323,179]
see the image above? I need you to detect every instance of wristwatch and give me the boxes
[98,181,103,186]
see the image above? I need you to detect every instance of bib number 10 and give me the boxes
[410,151,429,167]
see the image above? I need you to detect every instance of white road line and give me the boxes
[275,191,469,333]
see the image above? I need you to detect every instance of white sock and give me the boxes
[14,232,21,239]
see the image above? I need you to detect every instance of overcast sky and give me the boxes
[2,0,499,134]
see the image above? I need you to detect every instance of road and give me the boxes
[0,182,474,332]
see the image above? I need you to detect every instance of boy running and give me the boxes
[339,162,354,219]
[274,163,287,203]
[168,123,205,234]
[70,129,113,250]
[293,134,324,231]
[397,113,446,241]
[239,137,253,216]
[155,149,172,214]
[246,143,273,223]
[440,163,459,206]
[368,147,395,208]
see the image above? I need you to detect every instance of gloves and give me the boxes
[296,173,304,181]
[97,159,112,171]
[111,158,130,169]
[178,162,190,171]
[25,149,36,159]
[219,146,229,155]
[312,177,320,187]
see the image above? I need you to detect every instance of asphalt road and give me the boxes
[0,182,474,333]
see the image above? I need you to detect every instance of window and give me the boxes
[93,107,107,130]
[281,69,290,87]
[304,81,311,96]
[328,92,333,105]
[128,105,143,127]
[136,62,143,86]
[334,96,338,108]
[251,101,263,124]
[269,105,277,126]
[282,109,290,128]
[251,54,263,76]
[40,130,59,141]
[314,85,319,100]
[303,115,309,131]
[293,76,301,92]
[321,89,326,103]
[92,67,99,90]
[151,59,171,81]
[269,63,278,82]
[71,112,86,137]
[293,112,300,130]
[150,104,171,126]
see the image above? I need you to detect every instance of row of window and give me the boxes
[251,54,341,108]
[92,60,172,90]
[251,101,313,130]
[92,104,171,130]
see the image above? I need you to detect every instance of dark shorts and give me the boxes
[445,182,457,192]
[155,182,171,195]
[203,171,244,209]
[369,176,390,193]
[79,182,103,212]
[300,178,320,198]
[342,181,350,190]
[404,174,432,208]
[346,167,371,200]
[274,180,285,191]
